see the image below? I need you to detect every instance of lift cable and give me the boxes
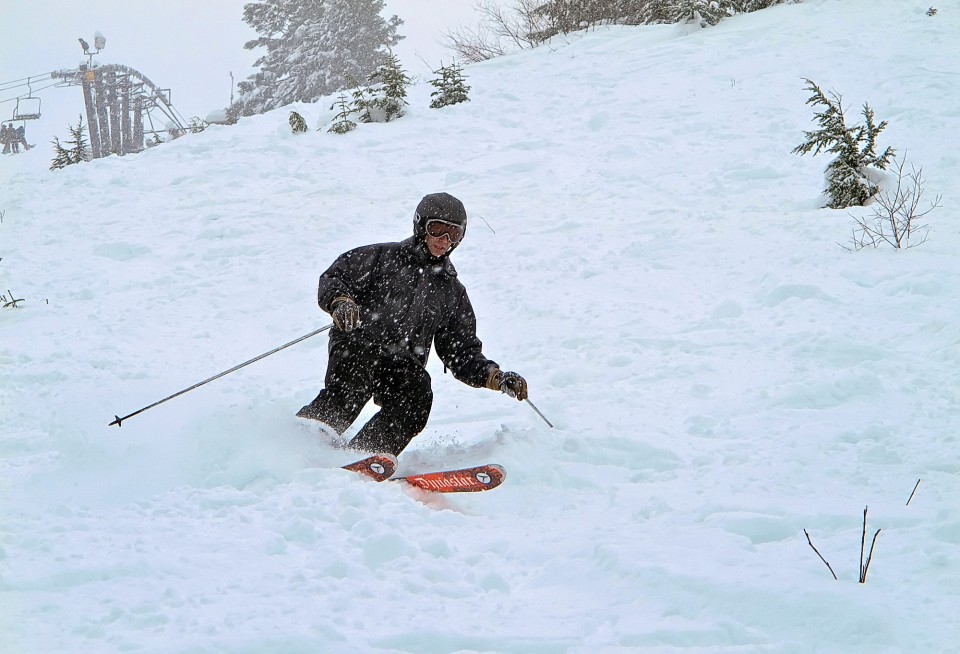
[0,73,58,93]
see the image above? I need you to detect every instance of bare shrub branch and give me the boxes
[842,153,941,251]
[859,506,881,583]
[3,289,25,308]
[442,0,550,63]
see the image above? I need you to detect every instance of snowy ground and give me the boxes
[2,1,959,652]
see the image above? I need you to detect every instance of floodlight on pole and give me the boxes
[78,32,105,66]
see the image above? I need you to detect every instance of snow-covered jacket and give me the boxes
[316,236,496,388]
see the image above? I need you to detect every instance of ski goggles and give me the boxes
[425,219,464,244]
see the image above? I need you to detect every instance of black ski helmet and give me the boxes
[413,192,467,249]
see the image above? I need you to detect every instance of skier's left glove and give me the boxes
[486,367,528,401]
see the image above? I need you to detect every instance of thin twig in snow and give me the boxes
[860,506,869,583]
[860,529,881,583]
[859,506,881,583]
[804,529,838,580]
[906,479,921,506]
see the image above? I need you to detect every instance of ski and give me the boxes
[341,453,398,482]
[341,455,506,493]
[393,464,506,493]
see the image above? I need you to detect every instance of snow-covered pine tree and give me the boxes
[792,79,895,209]
[429,62,471,109]
[289,110,308,133]
[738,0,798,12]
[639,0,674,23]
[531,0,648,37]
[669,0,733,27]
[231,0,403,118]
[49,137,73,171]
[67,115,91,163]
[188,117,208,134]
[646,0,792,28]
[378,52,411,119]
[352,52,410,123]
[328,93,357,134]
[348,82,375,124]
[50,115,91,170]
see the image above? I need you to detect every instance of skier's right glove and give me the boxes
[330,296,360,332]
[486,367,528,401]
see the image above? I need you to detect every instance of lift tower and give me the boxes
[50,34,187,158]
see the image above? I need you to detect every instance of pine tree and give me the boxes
[532,0,650,36]
[349,84,375,124]
[67,115,91,163]
[351,52,410,123]
[669,0,733,27]
[368,52,410,123]
[231,0,403,118]
[328,93,357,134]
[792,79,895,209]
[639,0,674,23]
[637,0,789,28]
[289,110,308,133]
[49,137,73,171]
[430,62,471,109]
[50,115,90,170]
[188,116,208,134]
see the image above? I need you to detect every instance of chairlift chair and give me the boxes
[13,77,42,121]
[12,97,41,121]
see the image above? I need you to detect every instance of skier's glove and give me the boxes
[330,296,360,332]
[486,368,528,401]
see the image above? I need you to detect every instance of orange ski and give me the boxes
[341,453,398,482]
[395,464,506,493]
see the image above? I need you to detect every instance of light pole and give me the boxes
[78,31,106,67]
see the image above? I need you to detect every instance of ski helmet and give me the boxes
[413,192,467,249]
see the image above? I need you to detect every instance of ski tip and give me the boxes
[342,452,399,482]
[478,464,506,488]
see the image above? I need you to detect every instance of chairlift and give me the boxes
[12,77,42,121]
[12,97,41,121]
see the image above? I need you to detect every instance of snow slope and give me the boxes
[2,1,959,652]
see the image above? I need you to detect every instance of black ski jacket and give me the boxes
[316,236,496,388]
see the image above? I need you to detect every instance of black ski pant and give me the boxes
[298,339,433,455]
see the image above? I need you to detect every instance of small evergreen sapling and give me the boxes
[429,62,471,109]
[351,52,411,123]
[50,115,91,171]
[328,93,357,134]
[188,116,208,134]
[792,79,895,209]
[49,137,73,171]
[350,85,374,124]
[289,110,308,134]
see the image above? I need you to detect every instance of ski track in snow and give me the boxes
[2,1,960,652]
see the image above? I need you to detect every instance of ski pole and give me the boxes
[525,398,554,428]
[109,324,333,427]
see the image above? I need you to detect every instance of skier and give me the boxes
[297,192,528,456]
[1,124,10,154]
[15,125,31,151]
